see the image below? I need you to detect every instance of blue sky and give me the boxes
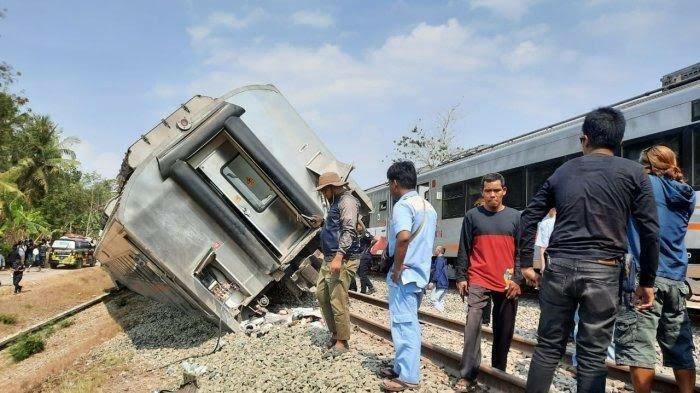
[1,0,698,188]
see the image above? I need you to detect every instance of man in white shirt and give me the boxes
[535,208,556,268]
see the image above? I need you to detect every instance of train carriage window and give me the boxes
[442,181,465,219]
[527,157,567,202]
[502,168,526,210]
[622,134,680,164]
[465,178,482,209]
[221,155,276,212]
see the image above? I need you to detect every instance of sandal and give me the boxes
[379,367,398,379]
[453,378,477,392]
[381,378,419,392]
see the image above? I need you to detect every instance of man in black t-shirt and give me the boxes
[519,107,659,393]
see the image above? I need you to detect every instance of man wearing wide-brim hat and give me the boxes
[313,171,361,353]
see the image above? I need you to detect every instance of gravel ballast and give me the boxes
[39,276,699,392]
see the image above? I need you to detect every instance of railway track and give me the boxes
[350,291,699,393]
[0,288,123,350]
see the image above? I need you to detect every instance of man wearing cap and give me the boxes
[314,171,361,353]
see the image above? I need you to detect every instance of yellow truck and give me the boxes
[47,236,96,268]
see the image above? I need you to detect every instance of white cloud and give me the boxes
[501,40,550,70]
[469,0,541,20]
[159,17,585,185]
[291,10,335,28]
[187,9,266,44]
[73,141,122,179]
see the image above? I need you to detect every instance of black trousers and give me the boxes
[525,258,621,393]
[460,284,517,380]
[349,255,374,293]
[13,272,23,292]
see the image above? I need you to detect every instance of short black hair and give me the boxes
[481,172,505,189]
[387,161,417,189]
[582,106,625,149]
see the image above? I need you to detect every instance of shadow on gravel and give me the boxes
[305,325,331,348]
[104,291,218,350]
[357,350,390,376]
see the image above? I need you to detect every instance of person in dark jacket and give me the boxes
[429,246,449,312]
[615,145,696,393]
[312,171,361,353]
[519,107,659,393]
[10,244,24,294]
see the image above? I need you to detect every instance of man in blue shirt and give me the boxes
[380,161,437,392]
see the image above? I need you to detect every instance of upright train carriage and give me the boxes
[366,63,700,308]
[96,85,372,331]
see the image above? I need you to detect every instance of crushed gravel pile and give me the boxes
[72,290,460,392]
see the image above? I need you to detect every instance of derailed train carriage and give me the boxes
[96,85,371,331]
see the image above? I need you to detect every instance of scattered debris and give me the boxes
[239,306,323,337]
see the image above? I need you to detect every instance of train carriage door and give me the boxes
[189,133,307,257]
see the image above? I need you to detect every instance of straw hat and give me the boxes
[316,172,348,190]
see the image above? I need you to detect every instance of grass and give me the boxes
[58,319,75,329]
[0,312,18,325]
[7,318,75,362]
[8,334,45,361]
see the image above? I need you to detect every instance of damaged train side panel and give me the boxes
[97,85,371,331]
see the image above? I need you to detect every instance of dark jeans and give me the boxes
[13,271,23,293]
[526,257,621,393]
[460,284,517,380]
[349,255,374,293]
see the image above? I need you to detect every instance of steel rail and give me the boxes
[349,312,526,393]
[0,288,122,350]
[350,291,697,393]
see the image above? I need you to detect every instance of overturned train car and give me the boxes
[96,85,371,331]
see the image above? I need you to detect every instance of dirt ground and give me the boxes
[0,292,172,393]
[0,266,115,339]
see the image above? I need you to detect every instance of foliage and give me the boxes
[391,105,466,171]
[0,199,51,244]
[9,333,45,361]
[58,319,75,329]
[0,312,18,325]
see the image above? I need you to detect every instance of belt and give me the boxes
[591,258,622,266]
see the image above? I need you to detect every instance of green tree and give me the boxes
[38,170,115,238]
[0,200,50,244]
[14,115,78,202]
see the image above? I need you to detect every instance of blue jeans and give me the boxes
[387,279,423,384]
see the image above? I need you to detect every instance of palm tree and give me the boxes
[15,115,78,202]
[0,200,50,244]
[0,166,27,217]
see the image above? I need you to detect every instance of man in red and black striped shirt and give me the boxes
[453,173,524,392]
